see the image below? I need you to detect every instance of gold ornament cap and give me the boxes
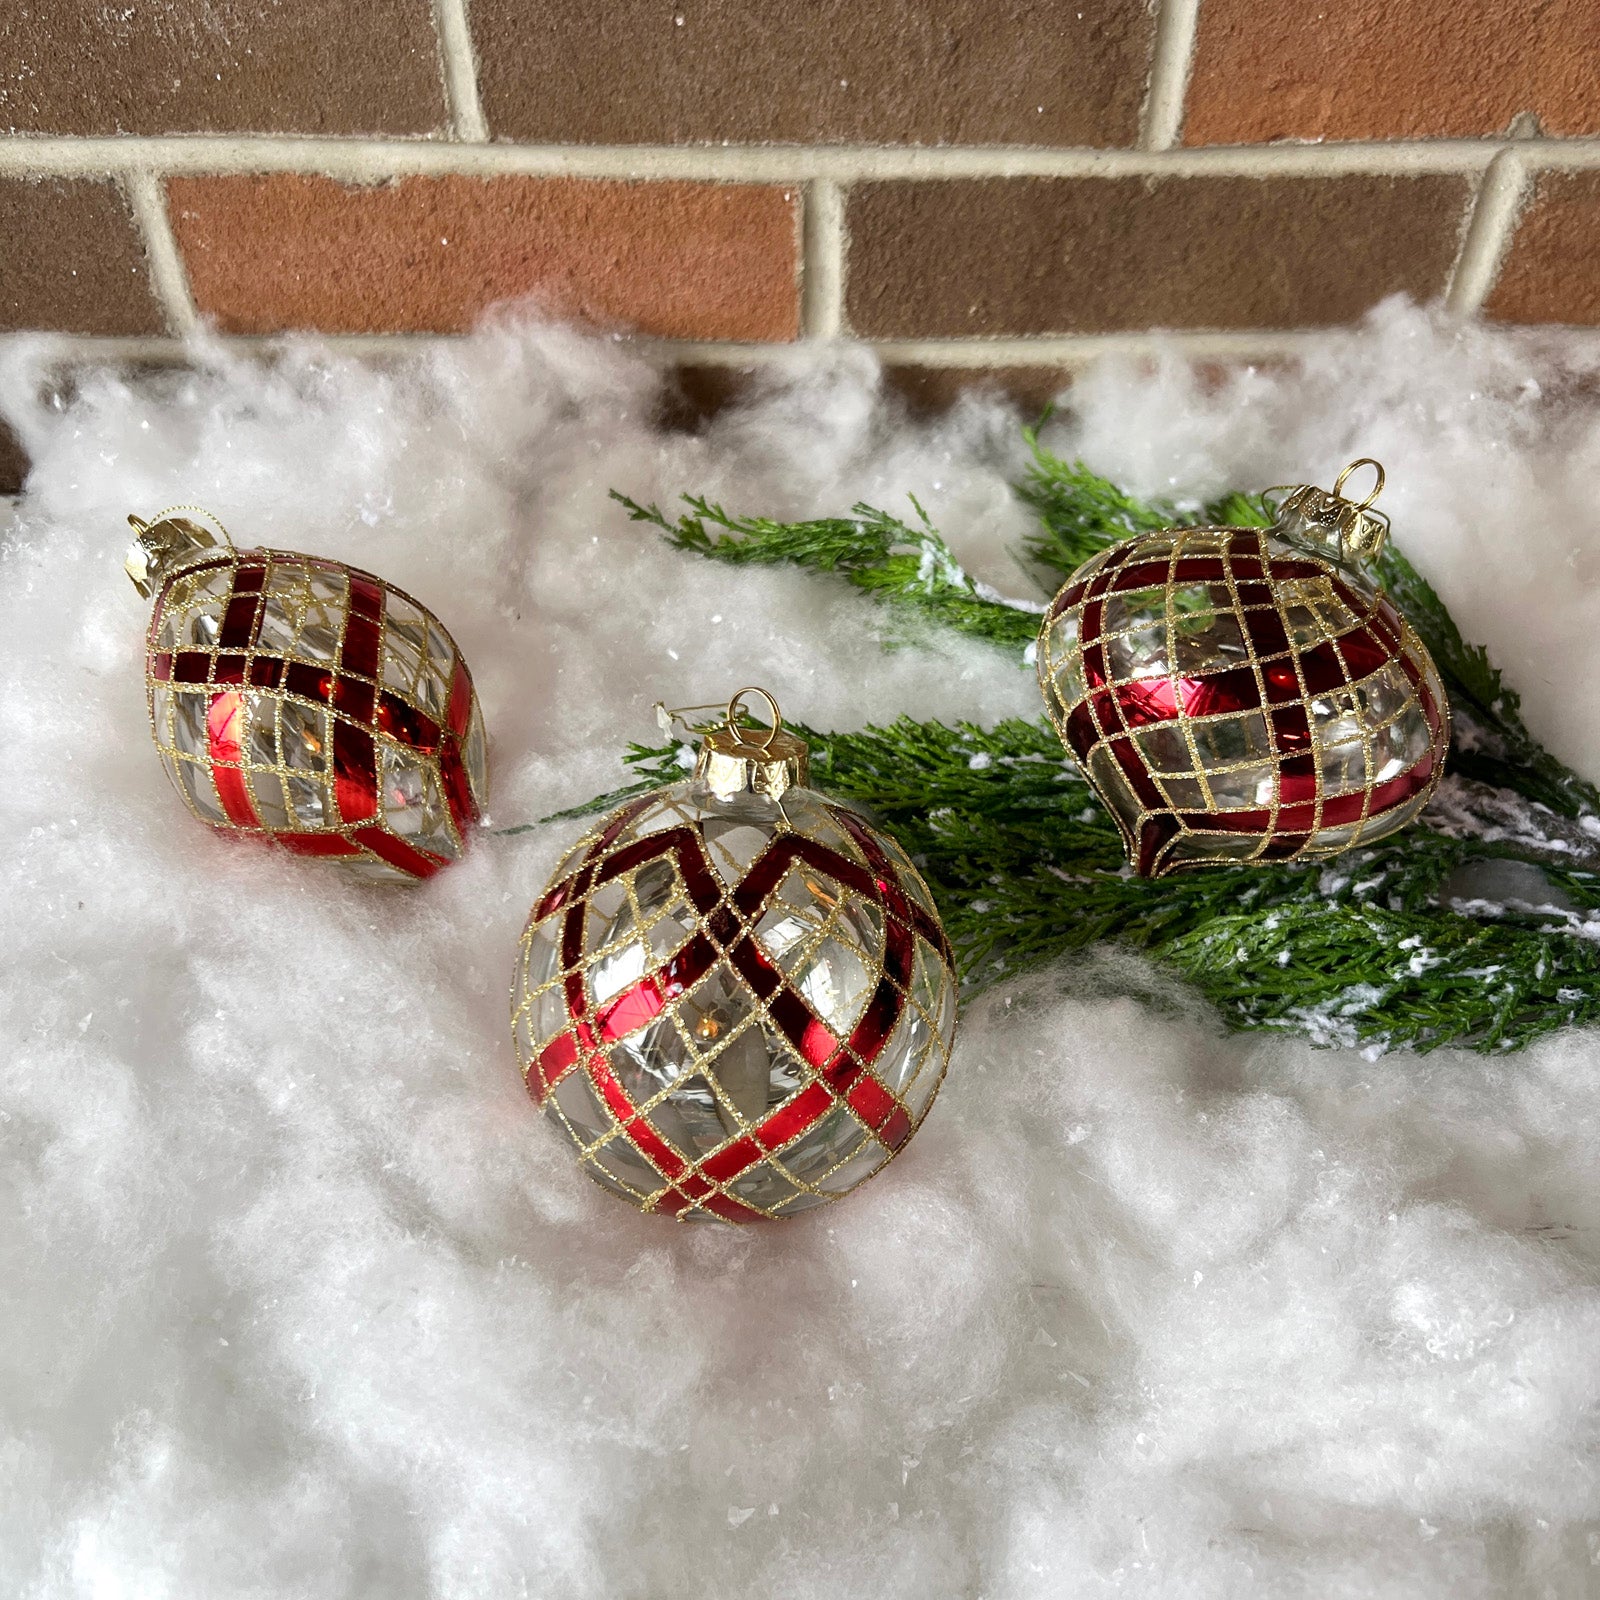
[125,507,233,598]
[1266,458,1391,569]
[666,688,809,802]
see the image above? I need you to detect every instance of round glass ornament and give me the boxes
[512,691,958,1223]
[127,507,487,882]
[1036,461,1450,878]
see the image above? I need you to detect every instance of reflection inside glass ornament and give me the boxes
[515,765,958,1222]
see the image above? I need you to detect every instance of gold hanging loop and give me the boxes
[138,503,237,553]
[1264,458,1391,568]
[124,503,237,597]
[724,686,783,752]
[1332,458,1385,511]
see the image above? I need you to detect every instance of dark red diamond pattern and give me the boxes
[524,798,955,1224]
[146,551,481,880]
[1043,526,1448,877]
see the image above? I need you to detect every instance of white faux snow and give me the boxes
[3,302,1600,1598]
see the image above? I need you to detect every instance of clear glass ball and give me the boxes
[512,777,957,1222]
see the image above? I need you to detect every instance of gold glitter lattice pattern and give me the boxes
[512,781,958,1223]
[145,548,488,882]
[1036,523,1449,878]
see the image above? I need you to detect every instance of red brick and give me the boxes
[470,0,1154,147]
[167,175,800,341]
[1185,0,1600,145]
[0,0,445,136]
[0,178,165,335]
[1485,172,1600,324]
[845,175,1470,337]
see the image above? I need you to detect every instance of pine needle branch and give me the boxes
[612,490,1041,651]
[583,447,1600,1053]
[566,718,1600,1056]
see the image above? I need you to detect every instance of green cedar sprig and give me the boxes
[612,490,1042,651]
[583,719,1600,1055]
[579,446,1600,1053]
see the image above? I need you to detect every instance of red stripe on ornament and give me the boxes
[700,1135,762,1184]
[877,1105,913,1150]
[447,659,474,739]
[1064,700,1099,763]
[1260,833,1311,860]
[820,1050,863,1096]
[730,842,796,918]
[1103,557,1227,595]
[273,831,361,858]
[351,825,446,880]
[340,614,382,680]
[333,721,379,823]
[596,828,697,892]
[1334,626,1390,679]
[699,1192,770,1223]
[849,980,902,1065]
[1110,736,1164,809]
[1270,703,1311,751]
[283,661,335,705]
[829,810,950,961]
[757,1081,836,1152]
[1136,814,1184,877]
[1241,605,1290,661]
[218,593,261,651]
[1112,677,1182,727]
[1181,666,1261,719]
[347,572,385,620]
[439,739,479,835]
[532,1032,579,1101]
[592,934,716,1049]
[1276,753,1318,805]
[204,691,260,827]
[1049,582,1085,619]
[210,765,257,828]
[847,1074,911,1149]
[1368,749,1439,812]
[375,693,441,753]
[1174,809,1273,836]
[334,675,376,724]
[1292,641,1352,697]
[586,1055,687,1182]
[596,965,678,1045]
[170,651,212,684]
[766,988,838,1069]
[725,934,783,1003]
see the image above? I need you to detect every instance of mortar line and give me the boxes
[6,327,1394,371]
[1140,0,1201,152]
[433,0,489,142]
[2,132,1571,183]
[800,178,844,339]
[124,170,199,335]
[1446,147,1529,315]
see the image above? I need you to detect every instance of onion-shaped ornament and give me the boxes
[127,507,487,882]
[1036,461,1449,878]
[512,690,957,1223]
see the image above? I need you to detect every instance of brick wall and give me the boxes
[3,0,1600,486]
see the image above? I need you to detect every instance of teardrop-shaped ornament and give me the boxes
[1036,461,1450,878]
[127,507,487,882]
